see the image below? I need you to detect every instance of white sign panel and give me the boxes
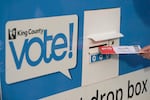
[6,15,78,84]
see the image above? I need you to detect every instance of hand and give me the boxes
[139,45,150,59]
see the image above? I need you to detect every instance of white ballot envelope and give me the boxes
[99,45,141,54]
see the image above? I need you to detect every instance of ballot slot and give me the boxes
[88,41,111,63]
[89,43,107,54]
[88,32,123,63]
[89,43,107,49]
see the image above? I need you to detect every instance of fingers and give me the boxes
[140,53,150,59]
[140,45,150,53]
[139,45,150,59]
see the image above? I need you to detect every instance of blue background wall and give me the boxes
[120,0,150,75]
[0,0,150,99]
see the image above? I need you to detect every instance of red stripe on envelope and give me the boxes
[99,46,116,54]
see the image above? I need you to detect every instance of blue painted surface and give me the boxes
[119,0,150,75]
